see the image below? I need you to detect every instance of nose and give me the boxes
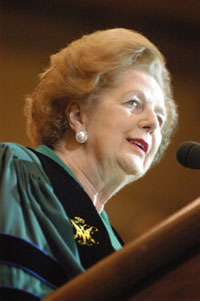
[138,106,158,134]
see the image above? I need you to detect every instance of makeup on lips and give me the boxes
[127,138,149,154]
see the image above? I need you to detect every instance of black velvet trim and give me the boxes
[30,149,124,269]
[0,233,69,288]
[111,226,125,247]
[0,286,41,301]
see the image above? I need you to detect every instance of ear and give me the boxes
[66,101,85,132]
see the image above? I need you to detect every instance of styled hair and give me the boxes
[24,28,178,164]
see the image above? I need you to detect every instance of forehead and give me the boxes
[119,69,163,94]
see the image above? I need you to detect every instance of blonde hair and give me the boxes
[24,28,178,164]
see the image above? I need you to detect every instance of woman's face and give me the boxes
[83,69,166,181]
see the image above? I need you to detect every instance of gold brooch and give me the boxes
[70,217,99,246]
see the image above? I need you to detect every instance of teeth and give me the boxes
[129,140,144,150]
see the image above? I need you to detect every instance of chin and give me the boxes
[119,156,145,179]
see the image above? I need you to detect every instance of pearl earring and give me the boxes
[75,129,88,144]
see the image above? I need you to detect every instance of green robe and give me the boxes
[0,143,122,299]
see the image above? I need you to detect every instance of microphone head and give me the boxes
[176,141,200,169]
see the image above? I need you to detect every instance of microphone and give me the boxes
[176,141,200,169]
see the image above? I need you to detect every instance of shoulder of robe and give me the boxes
[0,142,39,162]
[0,142,50,183]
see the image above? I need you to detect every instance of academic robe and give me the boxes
[0,143,122,300]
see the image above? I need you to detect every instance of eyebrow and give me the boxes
[155,106,167,119]
[122,90,143,98]
[123,90,167,117]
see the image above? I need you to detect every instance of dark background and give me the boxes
[1,0,200,242]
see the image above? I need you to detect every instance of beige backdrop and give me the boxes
[1,0,200,242]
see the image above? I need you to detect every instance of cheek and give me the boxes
[144,136,162,171]
[88,112,123,139]
[152,132,162,156]
[146,132,162,162]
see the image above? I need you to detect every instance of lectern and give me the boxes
[43,197,200,300]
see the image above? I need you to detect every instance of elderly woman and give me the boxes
[0,28,177,300]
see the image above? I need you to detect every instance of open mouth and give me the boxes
[127,138,148,153]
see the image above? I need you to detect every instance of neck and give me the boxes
[54,141,129,213]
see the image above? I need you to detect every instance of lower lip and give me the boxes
[127,140,146,155]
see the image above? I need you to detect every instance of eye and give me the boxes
[157,114,165,127]
[126,97,144,113]
[127,100,138,107]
